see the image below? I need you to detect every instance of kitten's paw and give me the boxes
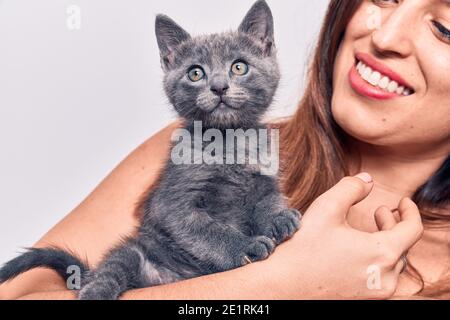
[240,236,275,265]
[78,281,121,300]
[268,209,302,244]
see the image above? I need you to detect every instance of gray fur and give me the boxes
[0,0,301,300]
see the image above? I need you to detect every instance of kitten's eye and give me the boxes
[231,61,249,76]
[188,66,205,82]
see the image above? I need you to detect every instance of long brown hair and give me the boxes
[276,0,450,299]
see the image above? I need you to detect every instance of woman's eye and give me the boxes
[432,21,450,42]
[231,61,249,76]
[372,0,399,6]
[188,66,205,82]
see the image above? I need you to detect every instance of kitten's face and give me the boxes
[156,0,279,128]
[164,34,279,128]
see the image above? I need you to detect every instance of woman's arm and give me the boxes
[16,260,278,300]
[0,121,423,300]
[15,185,423,300]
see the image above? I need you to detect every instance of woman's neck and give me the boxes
[346,139,450,296]
[348,139,449,198]
[344,137,449,231]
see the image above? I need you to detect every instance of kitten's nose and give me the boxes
[210,83,229,96]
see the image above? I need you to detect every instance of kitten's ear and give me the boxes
[155,14,191,70]
[238,0,275,55]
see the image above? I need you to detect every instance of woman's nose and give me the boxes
[370,6,415,58]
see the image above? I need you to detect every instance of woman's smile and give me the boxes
[349,52,415,100]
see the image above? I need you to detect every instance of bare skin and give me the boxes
[0,121,424,300]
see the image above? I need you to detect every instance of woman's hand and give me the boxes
[265,173,424,300]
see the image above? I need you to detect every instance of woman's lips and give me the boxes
[349,64,399,100]
[356,52,414,91]
[349,52,415,101]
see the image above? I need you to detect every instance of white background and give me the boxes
[0,0,329,263]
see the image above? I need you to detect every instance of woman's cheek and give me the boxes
[347,1,381,39]
[413,64,450,142]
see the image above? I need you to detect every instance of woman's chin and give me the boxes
[332,101,403,147]
[334,115,399,147]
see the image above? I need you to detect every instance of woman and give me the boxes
[0,0,448,299]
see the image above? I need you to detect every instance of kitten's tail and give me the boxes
[0,247,89,284]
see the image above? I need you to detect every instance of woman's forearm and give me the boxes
[18,290,77,300]
[15,261,293,300]
[121,261,284,300]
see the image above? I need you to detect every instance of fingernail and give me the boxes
[355,172,373,183]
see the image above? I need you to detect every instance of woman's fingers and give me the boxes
[382,198,424,256]
[375,206,410,274]
[374,206,397,231]
[394,256,407,274]
[314,173,374,222]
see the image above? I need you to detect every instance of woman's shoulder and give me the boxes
[140,119,183,152]
[2,117,289,300]
[0,120,185,299]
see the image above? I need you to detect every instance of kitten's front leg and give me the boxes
[252,193,302,245]
[161,211,275,271]
[239,235,276,265]
[78,240,147,300]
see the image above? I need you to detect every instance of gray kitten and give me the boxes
[0,0,301,300]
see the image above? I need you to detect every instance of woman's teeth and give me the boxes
[356,61,413,96]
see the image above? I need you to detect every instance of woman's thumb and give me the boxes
[313,173,374,221]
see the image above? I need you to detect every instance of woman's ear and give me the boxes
[238,0,275,55]
[155,14,191,70]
